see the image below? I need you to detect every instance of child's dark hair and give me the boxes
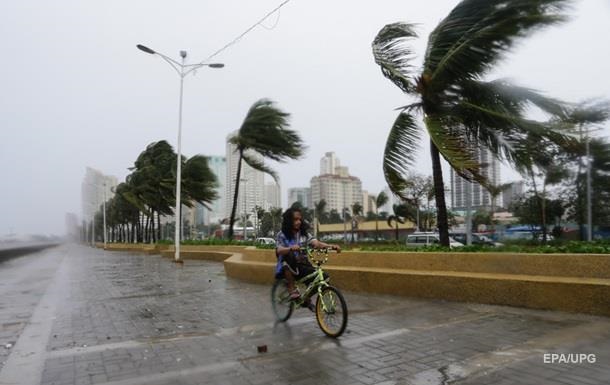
[281,207,310,240]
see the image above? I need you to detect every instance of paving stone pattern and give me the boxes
[1,245,609,385]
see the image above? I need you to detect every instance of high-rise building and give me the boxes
[502,181,525,210]
[287,187,312,208]
[311,153,363,214]
[320,152,340,175]
[65,212,80,241]
[450,147,500,211]
[197,156,227,226]
[265,181,281,210]
[225,133,265,223]
[81,167,118,222]
[362,190,372,214]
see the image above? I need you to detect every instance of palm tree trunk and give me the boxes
[430,140,450,246]
[149,213,154,243]
[395,222,399,241]
[228,150,244,240]
[529,168,546,242]
[375,209,379,243]
[157,213,161,242]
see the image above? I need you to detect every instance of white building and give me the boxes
[287,187,312,208]
[502,181,525,210]
[225,133,265,223]
[450,147,501,211]
[310,153,363,214]
[320,152,340,175]
[196,155,227,226]
[264,181,282,210]
[362,190,373,214]
[81,167,118,222]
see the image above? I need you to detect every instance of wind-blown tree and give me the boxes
[568,138,610,237]
[485,182,512,225]
[126,141,176,242]
[110,183,141,242]
[351,202,363,218]
[350,202,363,242]
[181,154,219,212]
[125,141,218,243]
[328,209,342,224]
[372,0,578,246]
[403,173,433,231]
[373,191,389,242]
[514,100,609,241]
[228,99,306,239]
[387,203,410,242]
[563,102,610,239]
[314,199,328,235]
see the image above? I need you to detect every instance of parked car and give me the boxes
[406,232,463,248]
[450,233,502,246]
[255,237,276,246]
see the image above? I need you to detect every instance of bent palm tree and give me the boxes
[228,99,306,239]
[486,182,512,225]
[374,191,389,242]
[372,0,578,246]
[387,203,409,242]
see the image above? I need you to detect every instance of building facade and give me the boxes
[310,163,363,215]
[287,187,312,208]
[320,152,340,175]
[81,167,118,222]
[196,155,227,226]
[502,181,525,210]
[264,181,282,210]
[450,147,500,211]
[225,133,265,224]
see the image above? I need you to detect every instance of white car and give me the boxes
[256,237,276,246]
[406,233,463,249]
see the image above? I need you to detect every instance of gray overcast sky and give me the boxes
[1,0,609,235]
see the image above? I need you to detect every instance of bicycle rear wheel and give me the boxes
[315,286,348,338]
[271,279,294,322]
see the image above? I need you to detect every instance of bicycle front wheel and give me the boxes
[271,279,294,322]
[315,286,348,338]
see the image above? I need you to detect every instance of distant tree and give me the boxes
[387,204,410,241]
[328,209,342,224]
[373,191,389,242]
[227,99,305,239]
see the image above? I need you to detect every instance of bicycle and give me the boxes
[271,247,348,338]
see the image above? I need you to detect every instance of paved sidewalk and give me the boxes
[1,244,608,385]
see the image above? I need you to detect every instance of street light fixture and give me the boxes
[137,43,224,262]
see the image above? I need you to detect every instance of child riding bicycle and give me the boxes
[275,207,341,309]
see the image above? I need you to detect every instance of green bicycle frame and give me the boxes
[292,249,333,311]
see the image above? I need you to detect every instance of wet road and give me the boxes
[0,244,609,385]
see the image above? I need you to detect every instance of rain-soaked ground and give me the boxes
[0,244,609,385]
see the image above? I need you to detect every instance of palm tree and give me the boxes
[314,199,327,235]
[485,182,512,225]
[387,204,409,242]
[350,202,363,242]
[181,155,219,209]
[372,0,578,246]
[228,99,306,239]
[374,191,389,242]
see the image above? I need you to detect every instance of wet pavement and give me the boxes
[0,244,609,385]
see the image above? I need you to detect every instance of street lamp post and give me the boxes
[137,44,224,262]
[240,178,248,241]
[102,183,107,249]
